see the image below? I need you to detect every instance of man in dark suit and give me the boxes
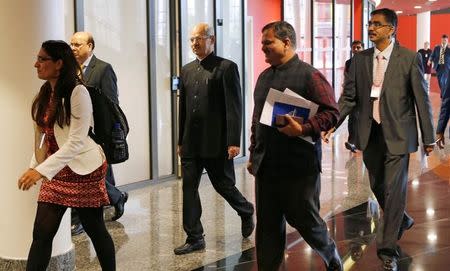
[323,9,435,271]
[248,21,342,271]
[174,23,254,255]
[429,34,450,97]
[70,32,128,235]
[436,72,450,149]
[344,40,364,153]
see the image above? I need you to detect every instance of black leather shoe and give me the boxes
[241,215,255,238]
[174,239,205,255]
[71,223,84,236]
[383,257,398,271]
[398,216,414,240]
[344,142,357,153]
[327,249,343,271]
[112,192,128,221]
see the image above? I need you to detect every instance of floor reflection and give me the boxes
[72,91,449,270]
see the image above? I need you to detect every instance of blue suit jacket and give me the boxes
[430,45,450,72]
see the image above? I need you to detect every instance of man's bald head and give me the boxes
[70,31,95,64]
[190,23,215,59]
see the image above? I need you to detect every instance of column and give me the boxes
[0,1,74,270]
[417,11,431,51]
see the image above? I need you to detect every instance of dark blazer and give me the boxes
[84,55,119,104]
[430,45,450,72]
[437,96,450,135]
[337,44,435,155]
[178,53,242,158]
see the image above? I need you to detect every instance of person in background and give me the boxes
[70,31,128,235]
[429,34,450,97]
[175,23,255,255]
[418,41,432,92]
[323,8,434,271]
[344,40,364,153]
[248,21,342,271]
[18,40,115,271]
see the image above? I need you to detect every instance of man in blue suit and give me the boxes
[429,34,450,97]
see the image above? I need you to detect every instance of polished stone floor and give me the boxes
[73,90,450,271]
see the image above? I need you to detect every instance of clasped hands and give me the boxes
[18,168,44,191]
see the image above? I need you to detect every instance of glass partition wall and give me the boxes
[284,0,352,100]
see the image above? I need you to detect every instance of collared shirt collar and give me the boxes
[82,54,94,69]
[271,54,300,71]
[374,39,395,61]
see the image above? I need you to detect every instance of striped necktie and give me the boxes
[439,46,446,65]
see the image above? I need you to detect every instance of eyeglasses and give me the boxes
[70,42,86,48]
[366,22,392,29]
[189,36,210,43]
[36,56,53,63]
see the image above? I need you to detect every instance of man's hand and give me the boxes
[278,115,303,137]
[228,146,240,159]
[424,144,434,156]
[177,145,182,156]
[246,162,254,176]
[436,133,445,149]
[18,169,43,191]
[321,127,336,143]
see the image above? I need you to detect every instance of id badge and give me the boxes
[370,85,381,99]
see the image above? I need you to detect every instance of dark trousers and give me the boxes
[347,113,355,144]
[105,164,122,205]
[181,156,254,243]
[255,172,337,271]
[436,65,449,97]
[362,122,410,258]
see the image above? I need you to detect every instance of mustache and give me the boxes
[368,31,375,35]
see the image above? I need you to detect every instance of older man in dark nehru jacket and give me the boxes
[175,23,254,255]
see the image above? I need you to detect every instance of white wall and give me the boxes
[83,0,151,185]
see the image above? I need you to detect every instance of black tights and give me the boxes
[26,202,115,271]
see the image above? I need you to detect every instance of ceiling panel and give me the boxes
[378,0,450,16]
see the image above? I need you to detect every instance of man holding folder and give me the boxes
[247,21,342,271]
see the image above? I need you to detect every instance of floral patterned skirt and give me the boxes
[38,127,110,208]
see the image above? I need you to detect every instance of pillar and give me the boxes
[0,1,74,270]
[417,11,431,51]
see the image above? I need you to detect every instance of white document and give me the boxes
[260,88,319,144]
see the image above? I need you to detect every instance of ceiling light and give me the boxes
[414,6,422,9]
[396,10,403,14]
[429,0,437,2]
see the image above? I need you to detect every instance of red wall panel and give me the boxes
[396,15,417,51]
[430,13,450,48]
[247,0,282,86]
[353,0,362,41]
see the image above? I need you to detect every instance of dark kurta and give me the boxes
[249,54,339,176]
[178,53,242,158]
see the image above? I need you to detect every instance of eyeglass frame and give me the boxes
[36,56,54,63]
[366,22,392,29]
[70,42,89,49]
[189,35,212,43]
